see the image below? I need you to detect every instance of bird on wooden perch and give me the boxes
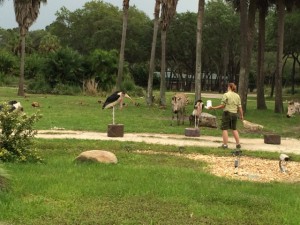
[102,91,133,110]
[102,91,133,125]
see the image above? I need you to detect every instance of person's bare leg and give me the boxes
[222,130,228,145]
[232,130,240,145]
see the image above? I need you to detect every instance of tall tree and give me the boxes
[159,0,178,106]
[13,0,47,96]
[116,0,130,90]
[194,0,205,102]
[237,0,249,112]
[274,0,285,113]
[147,0,161,106]
[256,0,269,110]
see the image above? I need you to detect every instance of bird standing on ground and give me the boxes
[102,91,133,109]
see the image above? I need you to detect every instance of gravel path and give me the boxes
[36,130,300,155]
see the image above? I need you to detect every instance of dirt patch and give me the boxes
[136,150,300,183]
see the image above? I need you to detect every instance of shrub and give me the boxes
[0,103,42,163]
[51,83,82,95]
[0,72,18,86]
[0,50,17,75]
[27,74,52,94]
[24,53,47,80]
[43,47,84,88]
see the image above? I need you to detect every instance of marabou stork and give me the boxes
[102,91,132,109]
[102,91,133,124]
[0,100,23,112]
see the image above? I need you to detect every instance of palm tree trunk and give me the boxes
[17,32,25,96]
[159,0,178,106]
[238,0,248,112]
[194,0,204,102]
[147,0,161,106]
[160,30,167,106]
[242,0,257,110]
[291,53,296,95]
[257,5,267,110]
[221,41,229,93]
[116,0,130,90]
[275,0,285,113]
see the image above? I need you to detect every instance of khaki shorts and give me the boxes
[221,111,238,130]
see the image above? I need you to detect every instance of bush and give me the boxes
[0,72,18,86]
[25,53,47,80]
[27,74,52,94]
[121,74,145,97]
[51,83,82,95]
[0,103,42,163]
[0,50,17,75]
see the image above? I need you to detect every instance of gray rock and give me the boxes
[199,112,218,128]
[75,150,118,164]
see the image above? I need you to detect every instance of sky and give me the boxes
[0,0,198,30]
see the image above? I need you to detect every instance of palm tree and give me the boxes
[13,0,47,96]
[194,0,205,102]
[274,0,285,113]
[226,0,257,112]
[237,0,248,112]
[159,0,178,106]
[147,0,161,106]
[116,0,130,91]
[256,0,269,110]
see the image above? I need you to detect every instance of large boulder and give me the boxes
[199,112,218,128]
[75,150,118,164]
[242,119,264,131]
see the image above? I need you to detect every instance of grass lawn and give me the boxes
[1,139,300,225]
[1,87,300,224]
[1,87,300,138]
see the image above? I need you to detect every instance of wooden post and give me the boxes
[264,134,281,145]
[185,128,200,137]
[107,124,124,137]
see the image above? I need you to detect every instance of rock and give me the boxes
[198,112,217,128]
[75,150,118,164]
[31,102,40,107]
[243,120,264,131]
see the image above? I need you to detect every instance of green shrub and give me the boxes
[25,53,47,80]
[121,74,145,97]
[43,47,84,88]
[0,50,17,75]
[51,83,82,95]
[0,103,42,163]
[27,74,52,94]
[0,72,18,86]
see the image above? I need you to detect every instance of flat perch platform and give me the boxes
[185,128,200,137]
[107,124,124,137]
[264,134,281,145]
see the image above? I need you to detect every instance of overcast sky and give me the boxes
[0,0,198,30]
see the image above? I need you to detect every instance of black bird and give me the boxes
[0,100,23,112]
[102,91,133,109]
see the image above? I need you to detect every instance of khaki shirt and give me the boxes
[221,91,241,113]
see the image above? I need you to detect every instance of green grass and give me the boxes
[0,139,300,225]
[1,87,300,138]
[1,87,300,224]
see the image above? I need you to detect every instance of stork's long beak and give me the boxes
[125,93,133,102]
